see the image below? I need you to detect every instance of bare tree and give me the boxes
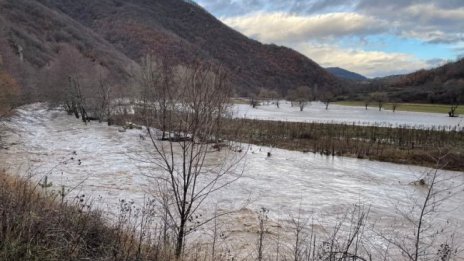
[448,87,463,117]
[257,88,271,105]
[286,89,298,107]
[42,44,101,122]
[95,69,113,124]
[269,90,281,108]
[286,204,371,261]
[448,104,459,117]
[293,86,313,111]
[141,59,242,258]
[391,100,399,112]
[320,91,334,110]
[250,93,259,108]
[363,96,371,110]
[138,55,162,133]
[290,205,309,261]
[370,92,388,111]
[258,89,280,108]
[138,55,185,139]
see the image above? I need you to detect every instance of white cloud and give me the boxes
[201,1,464,76]
[295,43,429,77]
[221,11,430,77]
[222,12,387,43]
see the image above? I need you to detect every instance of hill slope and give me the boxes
[391,58,464,88]
[1,0,340,96]
[347,59,464,104]
[0,0,135,80]
[326,67,367,81]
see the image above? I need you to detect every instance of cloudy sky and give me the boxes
[194,0,464,78]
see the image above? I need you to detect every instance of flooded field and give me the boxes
[233,102,464,130]
[1,104,463,259]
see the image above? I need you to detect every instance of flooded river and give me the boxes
[1,104,463,259]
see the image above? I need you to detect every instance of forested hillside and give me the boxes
[344,58,464,105]
[0,0,341,98]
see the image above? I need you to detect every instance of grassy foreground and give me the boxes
[335,101,464,114]
[0,171,169,261]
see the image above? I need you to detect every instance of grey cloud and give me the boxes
[354,0,464,46]
[307,0,356,12]
[196,0,464,55]
[427,36,464,44]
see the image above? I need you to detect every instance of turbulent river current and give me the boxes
[1,104,463,259]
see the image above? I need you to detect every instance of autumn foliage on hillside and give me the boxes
[0,0,343,99]
[346,58,464,104]
[393,58,464,87]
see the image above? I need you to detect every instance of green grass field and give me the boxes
[230,98,250,104]
[335,101,464,114]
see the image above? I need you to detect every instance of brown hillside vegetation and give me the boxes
[0,0,135,82]
[347,58,464,104]
[0,69,19,114]
[387,59,464,104]
[0,49,20,114]
[392,58,464,87]
[0,0,340,97]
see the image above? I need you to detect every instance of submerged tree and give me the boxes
[370,92,388,111]
[289,86,312,111]
[448,86,464,117]
[42,44,112,123]
[250,93,259,108]
[138,54,176,139]
[258,88,280,108]
[391,98,400,112]
[95,69,114,124]
[363,96,371,110]
[320,91,334,110]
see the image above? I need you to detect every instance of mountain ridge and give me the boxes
[326,67,367,81]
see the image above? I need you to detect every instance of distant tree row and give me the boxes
[248,85,338,111]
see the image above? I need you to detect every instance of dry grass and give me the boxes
[0,171,170,261]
